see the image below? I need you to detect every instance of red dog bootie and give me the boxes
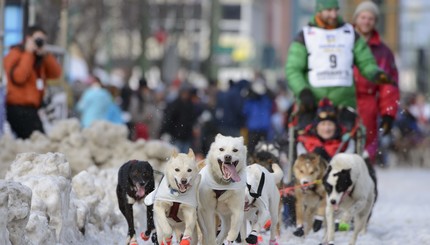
[161,236,173,245]
[140,231,150,241]
[264,219,272,230]
[269,238,279,245]
[180,235,192,245]
[129,236,138,245]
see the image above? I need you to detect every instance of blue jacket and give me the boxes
[215,80,249,129]
[76,86,113,128]
[243,94,273,131]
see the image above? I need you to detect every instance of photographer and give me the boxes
[3,25,62,139]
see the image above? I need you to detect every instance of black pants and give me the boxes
[7,105,44,139]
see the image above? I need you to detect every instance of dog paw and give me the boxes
[264,219,272,230]
[313,219,323,232]
[293,226,304,237]
[161,236,172,245]
[180,239,191,245]
[129,236,138,245]
[269,238,279,245]
[140,231,151,241]
[245,234,258,244]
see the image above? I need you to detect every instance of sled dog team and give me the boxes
[117,134,377,245]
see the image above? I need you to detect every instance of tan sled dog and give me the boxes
[292,153,328,237]
[149,149,201,245]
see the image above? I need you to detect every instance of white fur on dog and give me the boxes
[198,134,247,245]
[323,153,376,245]
[243,164,282,243]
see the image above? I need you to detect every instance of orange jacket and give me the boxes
[4,45,62,108]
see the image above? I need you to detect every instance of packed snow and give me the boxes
[0,120,429,245]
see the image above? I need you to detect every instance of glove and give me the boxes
[299,88,316,113]
[374,71,394,85]
[379,115,394,136]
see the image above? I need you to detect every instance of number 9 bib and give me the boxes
[303,23,355,87]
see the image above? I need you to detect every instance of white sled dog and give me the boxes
[148,149,201,245]
[198,134,247,245]
[322,153,377,245]
[242,163,283,245]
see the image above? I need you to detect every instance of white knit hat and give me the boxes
[353,1,380,22]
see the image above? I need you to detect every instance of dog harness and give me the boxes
[247,172,265,206]
[150,175,200,223]
[167,202,182,222]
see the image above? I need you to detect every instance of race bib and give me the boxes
[36,78,44,90]
[304,24,355,87]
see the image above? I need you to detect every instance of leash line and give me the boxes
[279,179,322,196]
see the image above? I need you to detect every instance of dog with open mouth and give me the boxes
[116,160,155,245]
[321,153,377,245]
[198,134,247,245]
[145,149,201,245]
[292,153,328,237]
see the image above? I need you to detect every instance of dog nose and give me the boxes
[139,181,145,186]
[224,155,232,162]
[302,181,309,185]
[181,179,187,185]
[330,199,336,205]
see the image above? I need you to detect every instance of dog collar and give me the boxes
[247,172,265,206]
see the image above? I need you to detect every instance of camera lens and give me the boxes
[35,38,45,48]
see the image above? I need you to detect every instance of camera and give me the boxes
[34,38,45,48]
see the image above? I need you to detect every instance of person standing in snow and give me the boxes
[352,1,400,164]
[3,25,62,139]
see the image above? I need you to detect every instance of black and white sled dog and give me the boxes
[242,163,283,245]
[116,160,155,245]
[322,153,377,245]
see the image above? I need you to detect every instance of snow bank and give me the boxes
[0,119,177,177]
[0,180,32,245]
[0,119,178,245]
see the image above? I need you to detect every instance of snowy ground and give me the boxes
[126,167,430,245]
[271,167,430,245]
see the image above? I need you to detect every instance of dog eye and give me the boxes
[233,149,238,152]
[309,171,314,175]
[187,169,192,172]
[175,168,180,172]
[219,148,224,151]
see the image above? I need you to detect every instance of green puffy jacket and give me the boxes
[285,16,381,108]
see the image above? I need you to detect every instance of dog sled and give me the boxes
[280,100,366,229]
[284,102,366,182]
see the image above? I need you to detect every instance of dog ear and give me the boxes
[172,149,179,158]
[188,148,195,158]
[197,159,206,171]
[215,133,223,140]
[238,136,244,144]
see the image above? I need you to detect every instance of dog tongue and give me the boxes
[224,164,241,182]
[136,184,145,198]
